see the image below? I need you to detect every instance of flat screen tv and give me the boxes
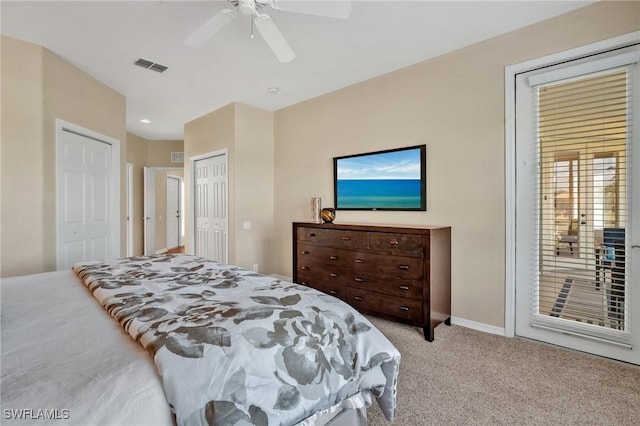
[333,144,426,211]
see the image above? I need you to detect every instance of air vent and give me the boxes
[134,58,168,73]
[171,152,184,163]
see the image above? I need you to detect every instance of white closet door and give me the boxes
[194,154,227,262]
[59,130,111,269]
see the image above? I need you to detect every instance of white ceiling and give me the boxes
[1,0,595,140]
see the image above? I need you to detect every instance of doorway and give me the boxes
[143,167,184,255]
[507,34,640,364]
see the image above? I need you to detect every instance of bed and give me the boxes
[1,254,400,425]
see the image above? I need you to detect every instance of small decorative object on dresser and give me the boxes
[292,221,451,341]
[310,197,322,223]
[321,208,336,223]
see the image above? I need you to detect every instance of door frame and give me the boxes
[188,148,228,256]
[505,32,640,337]
[55,119,121,269]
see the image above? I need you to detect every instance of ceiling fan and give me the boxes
[184,0,352,63]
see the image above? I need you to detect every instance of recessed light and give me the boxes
[140,119,151,124]
[267,87,279,94]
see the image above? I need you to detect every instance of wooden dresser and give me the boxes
[292,222,451,341]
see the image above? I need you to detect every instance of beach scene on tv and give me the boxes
[336,146,424,210]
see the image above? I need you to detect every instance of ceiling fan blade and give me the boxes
[254,14,295,63]
[184,9,237,48]
[272,0,352,19]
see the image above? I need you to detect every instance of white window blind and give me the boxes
[531,65,634,345]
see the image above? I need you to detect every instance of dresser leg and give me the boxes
[445,317,451,326]
[423,327,434,342]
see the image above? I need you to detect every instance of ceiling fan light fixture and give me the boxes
[238,0,256,15]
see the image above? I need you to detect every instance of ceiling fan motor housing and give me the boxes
[239,0,258,15]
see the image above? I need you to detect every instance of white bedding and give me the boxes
[0,270,174,426]
[1,265,398,426]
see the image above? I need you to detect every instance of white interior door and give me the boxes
[513,46,640,364]
[143,167,156,255]
[57,127,116,269]
[166,175,180,249]
[194,153,228,262]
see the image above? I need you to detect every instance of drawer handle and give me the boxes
[354,259,365,264]
[354,296,365,302]
[389,240,399,246]
[342,236,351,241]
[399,306,410,312]
[301,250,310,255]
[399,265,410,270]
[354,277,365,283]
[308,233,316,237]
[329,255,339,260]
[301,266,309,271]
[329,273,338,278]
[398,285,410,290]
[329,290,338,295]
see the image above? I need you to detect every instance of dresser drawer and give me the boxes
[346,288,423,324]
[347,252,423,280]
[347,272,423,300]
[297,264,347,285]
[297,227,367,249]
[297,243,347,266]
[368,232,424,257]
[297,278,346,301]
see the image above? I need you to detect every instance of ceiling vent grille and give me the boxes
[171,152,184,163]
[134,58,168,73]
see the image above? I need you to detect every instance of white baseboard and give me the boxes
[450,316,506,336]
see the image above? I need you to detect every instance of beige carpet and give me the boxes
[365,317,640,425]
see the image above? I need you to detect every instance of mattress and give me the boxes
[1,270,175,425]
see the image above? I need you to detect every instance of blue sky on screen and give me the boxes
[337,148,421,180]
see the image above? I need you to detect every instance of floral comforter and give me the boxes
[72,254,400,426]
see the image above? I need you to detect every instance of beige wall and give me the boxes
[1,37,45,276]
[272,1,640,328]
[234,103,275,272]
[184,103,275,271]
[1,36,126,277]
[147,139,184,167]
